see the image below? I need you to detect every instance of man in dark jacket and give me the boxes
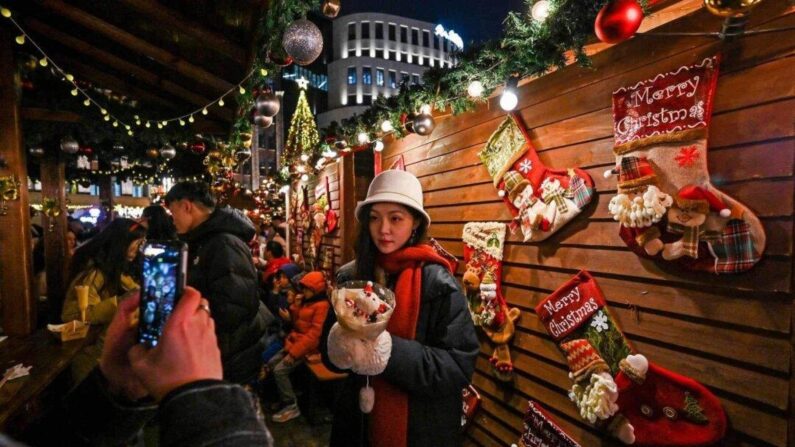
[165,181,267,384]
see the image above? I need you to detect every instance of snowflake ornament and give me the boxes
[518,159,533,174]
[590,311,609,333]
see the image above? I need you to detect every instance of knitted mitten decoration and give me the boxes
[608,55,765,273]
[536,271,727,446]
[480,113,595,242]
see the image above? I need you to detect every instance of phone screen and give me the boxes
[138,241,187,347]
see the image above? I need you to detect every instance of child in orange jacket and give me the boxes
[270,271,330,423]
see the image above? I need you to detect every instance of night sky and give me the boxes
[339,0,527,44]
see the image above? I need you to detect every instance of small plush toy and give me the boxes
[327,281,395,413]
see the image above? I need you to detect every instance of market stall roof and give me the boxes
[12,0,268,134]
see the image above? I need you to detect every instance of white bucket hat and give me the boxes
[354,170,431,225]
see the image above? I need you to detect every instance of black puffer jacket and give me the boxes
[181,207,267,384]
[320,260,479,447]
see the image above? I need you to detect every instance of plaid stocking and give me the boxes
[607,55,765,273]
[480,113,595,242]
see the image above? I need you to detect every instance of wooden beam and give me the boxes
[40,153,68,324]
[26,19,234,122]
[339,155,356,264]
[119,0,247,62]
[0,26,36,335]
[33,0,235,93]
[21,107,81,122]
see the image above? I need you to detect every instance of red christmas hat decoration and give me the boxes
[675,185,731,217]
[615,362,727,446]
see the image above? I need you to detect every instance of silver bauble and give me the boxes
[160,144,177,160]
[60,137,79,154]
[29,147,46,158]
[253,114,274,128]
[413,113,435,136]
[282,19,323,66]
[255,92,280,117]
[235,148,252,163]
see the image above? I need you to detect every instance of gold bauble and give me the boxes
[322,0,341,18]
[704,0,763,17]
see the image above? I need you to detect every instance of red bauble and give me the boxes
[594,0,644,44]
[81,146,94,156]
[190,142,206,154]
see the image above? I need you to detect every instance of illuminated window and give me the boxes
[389,71,397,88]
[412,74,420,85]
[362,67,372,85]
[347,67,356,85]
[376,68,384,86]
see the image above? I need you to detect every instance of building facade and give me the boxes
[318,12,461,127]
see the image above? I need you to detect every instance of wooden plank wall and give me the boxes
[380,2,795,446]
[289,161,343,275]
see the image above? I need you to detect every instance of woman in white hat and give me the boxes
[320,170,479,447]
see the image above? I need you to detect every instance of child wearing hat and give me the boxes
[269,271,330,423]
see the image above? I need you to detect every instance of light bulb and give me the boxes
[531,0,551,22]
[15,35,24,45]
[145,122,151,128]
[83,99,90,106]
[162,121,167,127]
[297,165,306,173]
[260,68,268,76]
[202,107,208,115]
[71,88,78,96]
[300,154,310,162]
[218,98,225,107]
[239,86,246,94]
[179,119,185,126]
[301,174,309,182]
[157,123,163,129]
[112,121,118,127]
[66,73,74,81]
[125,125,130,130]
[104,115,110,121]
[374,140,385,152]
[357,132,369,144]
[101,108,107,115]
[500,76,520,111]
[467,80,484,98]
[420,104,432,115]
[1,7,11,18]
[136,119,141,125]
[188,115,195,123]
[128,130,133,136]
[381,120,394,132]
[39,57,48,67]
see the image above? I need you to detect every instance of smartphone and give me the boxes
[138,240,188,347]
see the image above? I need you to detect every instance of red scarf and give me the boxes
[371,245,454,447]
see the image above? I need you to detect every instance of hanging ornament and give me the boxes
[322,0,341,18]
[403,113,416,134]
[190,142,206,155]
[160,144,177,160]
[413,113,435,136]
[146,148,160,159]
[240,132,253,149]
[268,49,294,67]
[255,91,281,117]
[254,114,274,128]
[704,0,763,17]
[29,147,45,158]
[60,137,79,154]
[236,148,252,163]
[112,143,125,153]
[594,0,644,44]
[81,146,94,156]
[282,19,324,66]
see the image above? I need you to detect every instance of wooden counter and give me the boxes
[0,327,98,432]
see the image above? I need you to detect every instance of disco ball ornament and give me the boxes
[282,19,324,66]
[413,113,435,136]
[235,148,252,163]
[146,148,160,159]
[255,91,280,117]
[60,137,79,154]
[322,0,341,18]
[160,144,177,160]
[704,0,763,17]
[253,114,274,128]
[594,0,644,44]
[29,147,46,158]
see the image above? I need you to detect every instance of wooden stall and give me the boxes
[377,2,795,446]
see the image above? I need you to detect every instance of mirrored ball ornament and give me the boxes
[255,92,281,117]
[60,137,79,154]
[160,144,177,160]
[253,114,274,128]
[282,19,324,66]
[29,147,46,158]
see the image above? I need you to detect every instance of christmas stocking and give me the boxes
[480,113,595,242]
[608,55,765,273]
[462,222,520,381]
[535,271,727,446]
[515,400,581,447]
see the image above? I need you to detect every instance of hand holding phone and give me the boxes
[138,240,188,347]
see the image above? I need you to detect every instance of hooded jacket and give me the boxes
[181,207,267,384]
[320,260,479,447]
[284,292,329,360]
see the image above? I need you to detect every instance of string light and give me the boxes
[38,57,47,67]
[300,174,309,182]
[100,108,107,115]
[70,88,78,96]
[239,86,246,94]
[500,76,520,111]
[179,119,185,126]
[357,132,370,144]
[15,34,24,45]
[1,7,11,18]
[531,0,551,22]
[218,98,225,107]
[188,115,195,123]
[381,120,394,132]
[65,73,74,81]
[83,99,90,106]
[374,140,385,152]
[467,80,484,98]
[103,115,110,121]
[202,107,208,115]
[112,121,119,127]
[145,122,151,128]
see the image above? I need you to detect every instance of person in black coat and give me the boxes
[165,182,268,384]
[319,170,479,447]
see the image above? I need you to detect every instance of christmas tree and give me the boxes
[283,78,319,169]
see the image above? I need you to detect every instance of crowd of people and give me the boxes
[14,169,478,447]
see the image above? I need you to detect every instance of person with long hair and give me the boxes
[62,218,147,382]
[141,204,178,240]
[320,170,479,447]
